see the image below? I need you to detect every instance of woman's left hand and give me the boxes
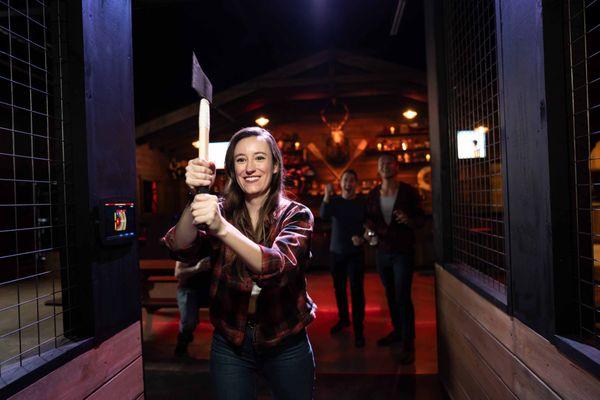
[190,193,225,235]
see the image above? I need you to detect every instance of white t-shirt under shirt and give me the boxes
[380,193,396,225]
[248,283,261,314]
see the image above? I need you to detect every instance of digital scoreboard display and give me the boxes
[99,201,136,245]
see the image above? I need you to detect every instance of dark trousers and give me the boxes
[210,327,315,400]
[375,251,415,342]
[330,251,365,335]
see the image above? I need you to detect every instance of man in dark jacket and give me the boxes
[320,169,366,348]
[365,154,423,363]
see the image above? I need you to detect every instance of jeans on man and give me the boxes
[210,327,315,400]
[375,251,415,342]
[330,252,365,335]
[176,287,202,342]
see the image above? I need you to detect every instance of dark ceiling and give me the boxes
[132,0,426,125]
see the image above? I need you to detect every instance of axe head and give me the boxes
[192,52,213,103]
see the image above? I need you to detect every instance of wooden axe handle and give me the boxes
[195,99,211,232]
[198,98,210,160]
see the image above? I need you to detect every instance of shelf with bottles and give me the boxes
[282,149,305,167]
[372,136,430,153]
[285,164,316,195]
[366,130,431,164]
[276,133,317,196]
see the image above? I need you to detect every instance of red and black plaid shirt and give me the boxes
[162,199,316,347]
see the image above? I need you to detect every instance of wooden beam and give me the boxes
[136,50,426,140]
[390,0,407,36]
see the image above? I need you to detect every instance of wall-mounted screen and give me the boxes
[99,201,136,245]
[457,130,486,159]
[209,142,229,170]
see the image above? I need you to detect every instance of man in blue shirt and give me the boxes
[320,169,366,348]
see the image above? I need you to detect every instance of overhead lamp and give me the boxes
[255,116,270,127]
[475,125,489,133]
[402,109,417,120]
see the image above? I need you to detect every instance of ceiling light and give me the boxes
[402,109,417,119]
[255,116,269,127]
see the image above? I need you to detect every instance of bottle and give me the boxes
[366,230,378,246]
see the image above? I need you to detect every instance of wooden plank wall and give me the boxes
[9,322,143,400]
[436,265,600,400]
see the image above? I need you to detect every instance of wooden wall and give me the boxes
[272,114,427,187]
[136,143,188,215]
[136,143,188,258]
[9,322,143,400]
[436,265,600,400]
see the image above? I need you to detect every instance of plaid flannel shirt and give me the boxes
[162,199,316,348]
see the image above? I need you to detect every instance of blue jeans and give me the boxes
[176,287,201,337]
[210,326,315,400]
[375,251,415,342]
[330,252,365,335]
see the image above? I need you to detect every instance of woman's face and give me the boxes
[233,136,278,199]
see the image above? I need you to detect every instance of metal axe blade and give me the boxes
[191,52,213,198]
[192,52,213,103]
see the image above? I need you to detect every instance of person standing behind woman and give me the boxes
[173,258,211,357]
[162,127,316,400]
[320,170,366,348]
[365,154,423,364]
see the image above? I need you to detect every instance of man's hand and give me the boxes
[323,183,334,203]
[394,210,411,226]
[351,235,364,246]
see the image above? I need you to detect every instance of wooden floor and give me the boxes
[142,270,446,399]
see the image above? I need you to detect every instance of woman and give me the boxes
[162,127,316,400]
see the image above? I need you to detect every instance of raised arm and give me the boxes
[319,183,334,220]
[162,157,215,263]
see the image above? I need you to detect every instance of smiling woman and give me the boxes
[163,127,316,400]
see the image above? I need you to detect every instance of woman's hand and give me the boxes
[185,158,216,190]
[190,193,226,235]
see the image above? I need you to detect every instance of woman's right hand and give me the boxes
[185,158,215,191]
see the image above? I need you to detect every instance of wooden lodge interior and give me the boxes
[0,1,599,399]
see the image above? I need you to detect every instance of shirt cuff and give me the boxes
[161,226,208,263]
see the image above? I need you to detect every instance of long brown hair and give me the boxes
[223,127,286,245]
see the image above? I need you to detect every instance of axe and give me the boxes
[191,52,213,195]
